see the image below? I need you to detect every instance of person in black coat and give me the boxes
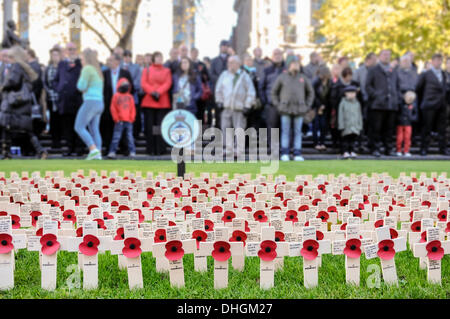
[101,53,134,155]
[312,66,332,150]
[53,42,84,156]
[415,53,449,156]
[365,49,401,157]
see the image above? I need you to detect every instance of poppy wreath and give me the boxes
[229,230,247,246]
[40,234,60,256]
[122,238,142,258]
[154,229,167,243]
[114,227,125,240]
[377,239,396,260]
[426,240,444,261]
[258,240,277,261]
[301,239,319,260]
[211,241,231,262]
[165,240,184,261]
[192,230,207,249]
[0,233,14,254]
[222,211,236,223]
[285,210,298,222]
[10,214,20,229]
[253,210,268,223]
[79,235,100,256]
[343,238,362,258]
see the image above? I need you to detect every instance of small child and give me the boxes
[107,78,136,158]
[396,91,417,157]
[338,86,363,159]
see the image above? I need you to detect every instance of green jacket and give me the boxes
[271,71,314,116]
[338,98,363,136]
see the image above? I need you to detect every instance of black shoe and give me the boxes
[420,149,428,156]
[385,149,395,156]
[372,150,381,157]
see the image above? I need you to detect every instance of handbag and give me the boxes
[303,108,317,125]
[7,81,33,108]
[200,82,212,101]
[30,92,42,120]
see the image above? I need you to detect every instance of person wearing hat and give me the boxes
[271,55,314,161]
[338,85,363,159]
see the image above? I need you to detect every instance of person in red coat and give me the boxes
[140,51,172,155]
[107,78,136,158]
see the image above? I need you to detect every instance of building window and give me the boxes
[287,0,296,14]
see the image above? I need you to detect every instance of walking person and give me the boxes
[338,86,363,159]
[74,48,104,160]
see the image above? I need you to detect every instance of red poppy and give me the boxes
[76,227,83,237]
[120,190,130,198]
[204,219,214,232]
[211,241,231,261]
[258,240,277,261]
[30,211,42,227]
[315,230,324,241]
[222,211,236,223]
[93,218,106,230]
[438,210,448,222]
[10,214,20,229]
[168,220,177,226]
[242,206,253,212]
[87,205,99,215]
[71,196,80,206]
[40,234,60,256]
[420,231,427,243]
[285,210,298,222]
[41,194,48,202]
[103,211,114,220]
[426,240,444,261]
[301,239,319,260]
[427,185,435,192]
[275,231,285,242]
[317,211,329,222]
[296,185,304,194]
[340,199,349,207]
[171,187,182,198]
[35,228,43,236]
[122,237,142,258]
[327,206,337,213]
[117,205,130,213]
[445,222,450,233]
[374,220,384,228]
[422,200,431,208]
[351,209,362,218]
[318,184,326,194]
[275,192,284,201]
[79,235,100,256]
[312,198,322,206]
[114,227,125,240]
[154,229,167,243]
[333,194,341,200]
[245,220,250,232]
[192,230,207,249]
[253,210,268,222]
[182,205,193,215]
[410,221,421,232]
[344,238,362,258]
[165,240,184,261]
[0,234,14,254]
[298,205,309,212]
[390,228,398,239]
[93,190,103,198]
[340,223,347,230]
[377,239,395,260]
[63,210,76,223]
[229,230,247,246]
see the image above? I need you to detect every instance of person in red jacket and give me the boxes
[140,51,172,155]
[107,78,136,158]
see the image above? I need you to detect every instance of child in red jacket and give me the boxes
[107,78,136,158]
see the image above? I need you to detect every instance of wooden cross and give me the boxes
[332,223,362,285]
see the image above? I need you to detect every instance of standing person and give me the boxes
[215,55,256,157]
[164,47,180,75]
[210,40,230,95]
[271,55,314,162]
[338,86,363,159]
[101,53,134,154]
[122,50,142,138]
[396,91,417,157]
[312,66,332,151]
[253,47,267,85]
[140,51,172,155]
[44,47,62,149]
[26,49,43,102]
[416,53,449,156]
[172,57,203,115]
[0,46,47,159]
[191,47,212,123]
[107,78,136,159]
[74,48,104,160]
[365,49,400,157]
[144,53,153,68]
[303,51,322,82]
[53,42,84,156]
[259,48,285,149]
[242,54,263,132]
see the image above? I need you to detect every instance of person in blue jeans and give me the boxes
[271,55,315,161]
[107,78,136,158]
[75,48,104,160]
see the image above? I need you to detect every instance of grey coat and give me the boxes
[271,71,314,116]
[338,98,363,136]
[396,67,418,94]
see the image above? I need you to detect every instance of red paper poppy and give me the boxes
[212,205,223,214]
[317,211,329,222]
[351,209,362,218]
[253,210,268,222]
[211,241,231,261]
[11,214,20,229]
[285,210,298,222]
[333,194,341,200]
[316,230,324,241]
[340,223,347,230]
[275,192,284,201]
[87,205,99,215]
[114,227,124,240]
[312,198,322,206]
[30,211,42,227]
[318,184,326,194]
[79,235,100,256]
[258,240,277,261]
[390,228,398,239]
[298,205,309,212]
[340,199,349,207]
[222,211,236,223]
[445,222,450,233]
[426,240,444,261]
[120,190,130,198]
[422,200,431,208]
[103,211,114,220]
[420,231,427,243]
[0,234,14,254]
[205,219,214,232]
[344,238,362,258]
[0,211,8,216]
[63,209,76,223]
[410,221,421,232]
[154,229,167,243]
[93,218,106,230]
[165,240,184,261]
[296,185,304,194]
[275,231,285,242]
[171,187,182,198]
[245,220,250,232]
[76,227,83,238]
[229,230,247,246]
[374,220,384,228]
[71,196,80,206]
[182,205,193,215]
[301,239,319,260]
[192,230,207,249]
[93,190,103,198]
[377,239,396,260]
[168,220,177,226]
[438,210,448,222]
[117,205,130,213]
[122,237,142,258]
[427,185,435,192]
[327,206,337,213]
[35,228,43,236]
[40,234,60,256]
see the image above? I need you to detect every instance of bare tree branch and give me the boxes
[92,0,121,38]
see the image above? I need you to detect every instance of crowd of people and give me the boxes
[0,38,449,160]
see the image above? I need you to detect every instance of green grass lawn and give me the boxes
[0,160,449,299]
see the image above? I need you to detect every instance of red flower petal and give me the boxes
[211,241,231,262]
